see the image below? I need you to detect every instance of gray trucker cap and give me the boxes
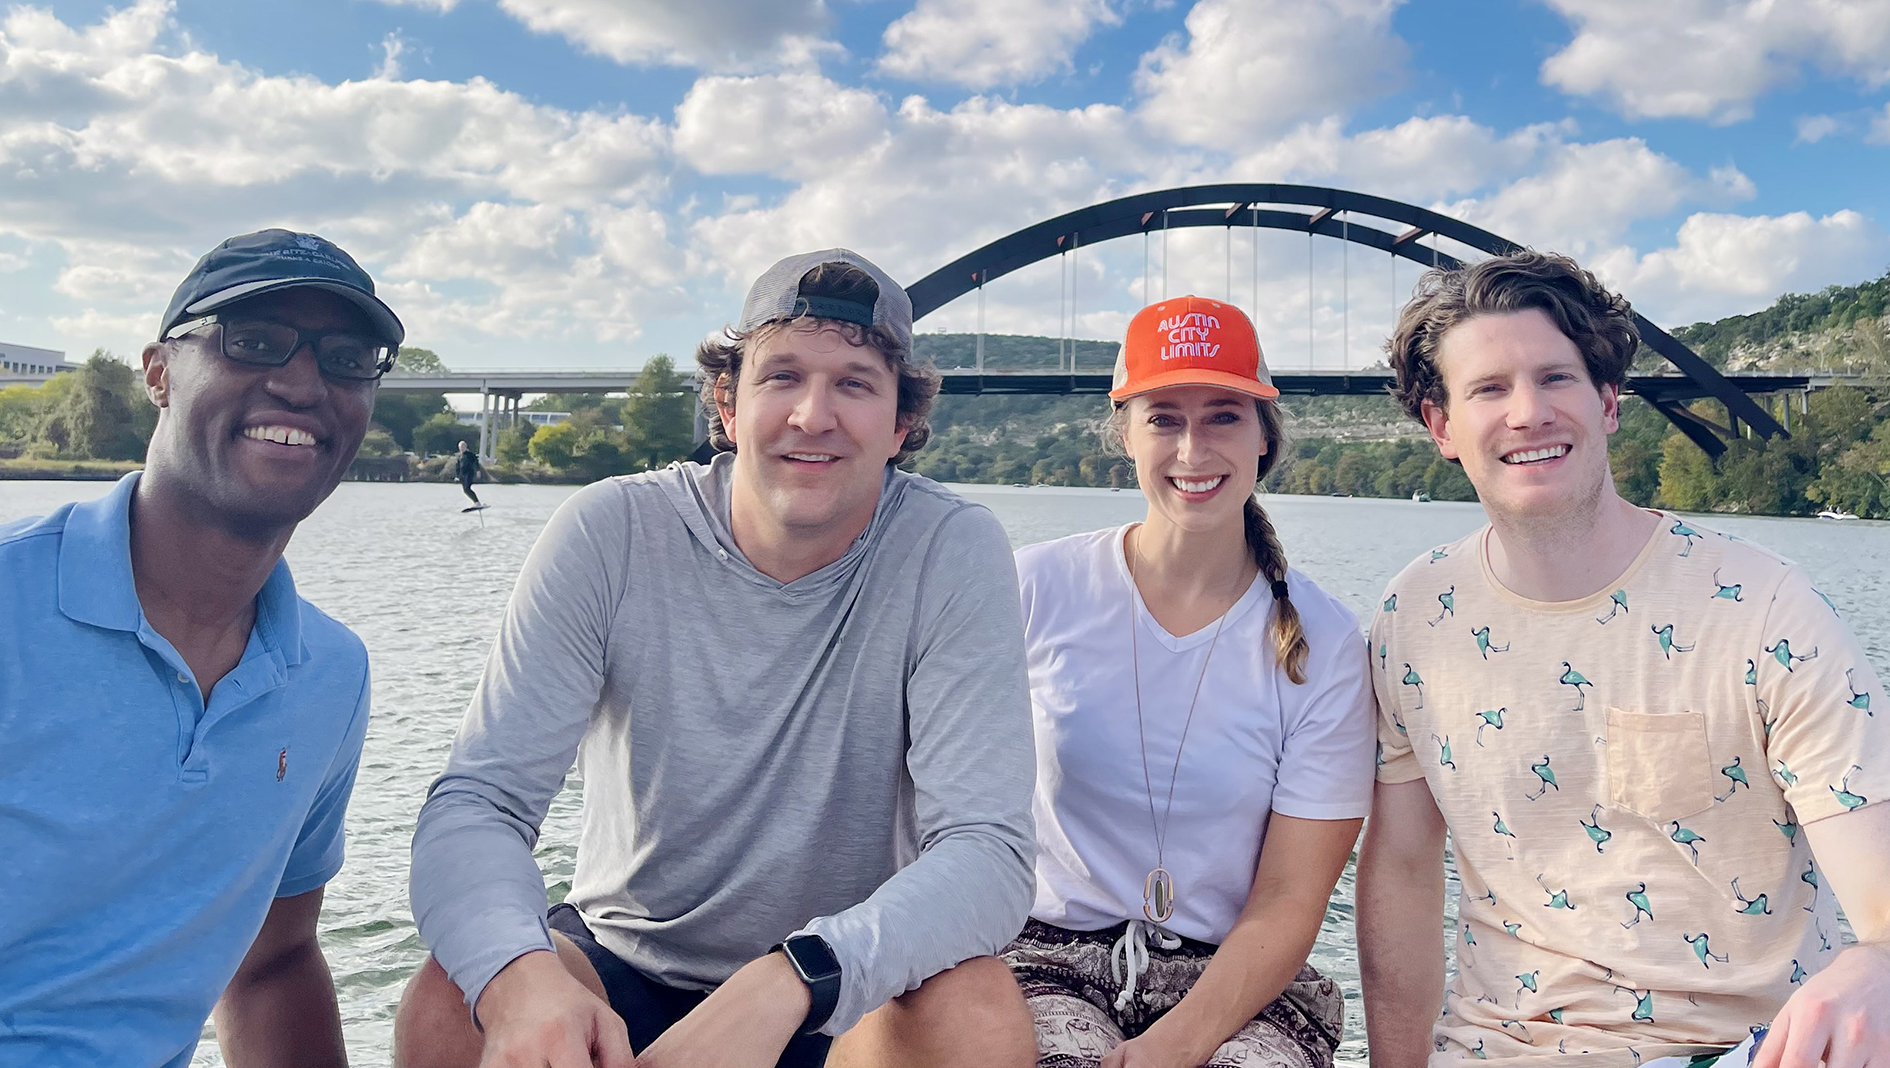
[737,248,913,351]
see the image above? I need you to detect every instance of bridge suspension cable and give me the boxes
[1342,215,1350,371]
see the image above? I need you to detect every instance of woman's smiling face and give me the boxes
[1122,385,1266,532]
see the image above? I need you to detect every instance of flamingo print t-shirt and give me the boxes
[1371,511,1887,1068]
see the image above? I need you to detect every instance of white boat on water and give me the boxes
[1411,491,1432,503]
[1818,509,1861,521]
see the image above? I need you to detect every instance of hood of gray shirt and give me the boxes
[655,450,912,600]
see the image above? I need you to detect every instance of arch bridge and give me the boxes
[906,183,1792,458]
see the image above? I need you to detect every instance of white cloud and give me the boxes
[377,31,411,80]
[378,0,837,70]
[1230,115,1570,205]
[383,202,686,342]
[0,0,677,354]
[878,0,1118,88]
[673,73,889,179]
[1437,138,1752,257]
[1795,114,1843,143]
[1540,0,1890,123]
[1135,0,1407,148]
[688,93,1148,301]
[1595,210,1890,327]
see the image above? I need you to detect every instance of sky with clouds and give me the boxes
[1,0,1887,374]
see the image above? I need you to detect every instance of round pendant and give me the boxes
[1144,867,1176,924]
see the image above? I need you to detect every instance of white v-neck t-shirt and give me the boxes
[1016,525,1377,944]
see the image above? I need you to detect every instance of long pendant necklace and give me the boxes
[1127,527,1228,925]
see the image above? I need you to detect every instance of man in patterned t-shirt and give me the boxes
[1355,251,1889,1068]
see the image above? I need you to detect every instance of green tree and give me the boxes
[1423,459,1476,501]
[0,384,47,445]
[413,411,472,457]
[497,421,538,464]
[620,355,695,470]
[1657,425,1720,512]
[990,457,1029,484]
[371,392,450,451]
[356,427,401,458]
[1809,420,1890,516]
[528,421,583,469]
[392,346,447,374]
[373,345,451,451]
[37,351,151,460]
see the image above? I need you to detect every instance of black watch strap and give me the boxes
[774,935,842,1035]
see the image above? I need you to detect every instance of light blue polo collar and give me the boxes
[56,471,306,666]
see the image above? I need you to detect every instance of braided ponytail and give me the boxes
[1249,400,1308,684]
[1243,494,1308,684]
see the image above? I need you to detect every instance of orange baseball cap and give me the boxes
[1109,295,1279,402]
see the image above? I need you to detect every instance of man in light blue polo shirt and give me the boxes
[0,229,403,1067]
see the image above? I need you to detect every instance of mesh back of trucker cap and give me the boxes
[738,248,913,350]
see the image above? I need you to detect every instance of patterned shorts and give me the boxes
[1001,919,1345,1068]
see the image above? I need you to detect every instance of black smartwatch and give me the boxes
[773,934,842,1035]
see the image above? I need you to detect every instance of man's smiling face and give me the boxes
[143,287,378,533]
[1422,306,1620,524]
[720,321,908,547]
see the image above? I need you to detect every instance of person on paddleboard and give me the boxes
[455,439,483,508]
[999,297,1375,1068]
[398,249,1038,1068]
[0,229,402,1067]
[1358,251,1890,1068]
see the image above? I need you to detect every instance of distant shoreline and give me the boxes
[0,461,1878,525]
[0,459,142,481]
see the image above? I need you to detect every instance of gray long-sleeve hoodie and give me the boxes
[409,454,1036,1034]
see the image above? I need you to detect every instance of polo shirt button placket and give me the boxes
[172,667,211,784]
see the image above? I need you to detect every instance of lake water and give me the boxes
[3,480,1883,1068]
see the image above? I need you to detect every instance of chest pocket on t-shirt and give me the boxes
[1605,707,1715,823]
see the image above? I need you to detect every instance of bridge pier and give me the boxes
[477,386,491,462]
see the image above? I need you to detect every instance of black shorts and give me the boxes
[547,903,832,1066]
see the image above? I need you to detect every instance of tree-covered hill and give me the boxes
[1672,268,1890,371]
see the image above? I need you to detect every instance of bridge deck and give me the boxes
[372,368,1831,401]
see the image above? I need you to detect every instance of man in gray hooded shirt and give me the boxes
[395,250,1038,1068]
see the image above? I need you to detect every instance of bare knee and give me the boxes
[832,955,1035,1068]
[393,935,607,1068]
[393,956,481,1068]
[908,955,1023,1008]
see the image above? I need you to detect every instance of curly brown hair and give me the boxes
[1387,249,1640,424]
[695,263,939,464]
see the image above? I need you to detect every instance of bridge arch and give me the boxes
[907,183,1784,456]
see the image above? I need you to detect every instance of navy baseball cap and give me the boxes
[158,229,404,346]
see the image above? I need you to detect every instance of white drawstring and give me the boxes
[1109,919,1182,1013]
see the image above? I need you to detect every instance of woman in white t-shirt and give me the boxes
[1000,297,1377,1068]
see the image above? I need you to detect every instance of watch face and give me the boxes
[785,935,842,982]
